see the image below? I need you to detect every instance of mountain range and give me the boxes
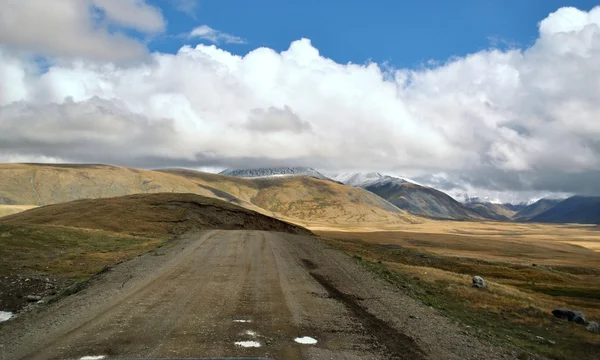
[221,168,599,225]
[0,164,597,225]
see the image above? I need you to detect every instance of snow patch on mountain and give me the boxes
[331,172,422,187]
[219,167,330,180]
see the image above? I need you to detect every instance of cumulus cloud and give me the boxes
[170,0,199,17]
[1,6,600,201]
[0,97,191,165]
[0,0,165,61]
[91,0,165,33]
[245,106,312,133]
[189,25,246,44]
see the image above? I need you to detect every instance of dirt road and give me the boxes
[0,231,515,360]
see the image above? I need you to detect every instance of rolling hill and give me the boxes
[527,196,600,224]
[331,172,480,220]
[161,168,417,226]
[0,193,311,236]
[0,163,418,227]
[464,202,517,221]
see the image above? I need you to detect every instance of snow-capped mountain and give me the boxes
[219,167,330,180]
[331,172,421,187]
[458,193,504,205]
[332,172,480,220]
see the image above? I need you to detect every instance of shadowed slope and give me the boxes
[332,173,479,220]
[0,193,311,236]
[513,199,562,221]
[528,196,600,224]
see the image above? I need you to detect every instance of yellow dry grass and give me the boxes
[314,219,600,260]
[0,163,417,226]
[0,205,38,218]
[319,228,600,359]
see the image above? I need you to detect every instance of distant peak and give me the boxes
[331,172,411,187]
[219,167,329,180]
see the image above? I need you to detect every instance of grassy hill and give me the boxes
[465,202,516,221]
[0,163,417,227]
[0,193,311,237]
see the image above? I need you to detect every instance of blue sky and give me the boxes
[2,1,600,201]
[149,0,599,68]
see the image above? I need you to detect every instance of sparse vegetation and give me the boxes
[0,224,162,277]
[320,231,600,360]
[0,193,310,279]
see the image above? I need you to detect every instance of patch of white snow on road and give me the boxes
[244,330,258,336]
[233,319,251,323]
[295,336,318,344]
[79,356,106,360]
[0,311,13,322]
[234,340,261,348]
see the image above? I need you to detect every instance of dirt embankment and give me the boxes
[0,192,311,237]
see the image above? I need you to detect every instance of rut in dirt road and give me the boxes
[309,272,425,360]
[0,230,515,360]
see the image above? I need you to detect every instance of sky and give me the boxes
[1,0,600,203]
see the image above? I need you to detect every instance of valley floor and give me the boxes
[0,230,516,360]
[317,225,600,360]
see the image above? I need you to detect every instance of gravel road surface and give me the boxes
[0,230,516,360]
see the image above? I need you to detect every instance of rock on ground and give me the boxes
[586,321,599,334]
[472,275,487,288]
[552,308,585,324]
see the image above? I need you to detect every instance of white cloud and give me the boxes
[0,0,165,61]
[189,25,246,44]
[1,6,600,200]
[92,0,165,33]
[170,0,199,17]
[0,97,191,164]
[245,106,312,133]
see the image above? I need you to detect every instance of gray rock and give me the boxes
[25,295,41,302]
[586,321,599,334]
[472,276,487,288]
[573,312,586,324]
[552,308,585,323]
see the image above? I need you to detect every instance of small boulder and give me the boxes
[472,276,487,289]
[586,321,599,334]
